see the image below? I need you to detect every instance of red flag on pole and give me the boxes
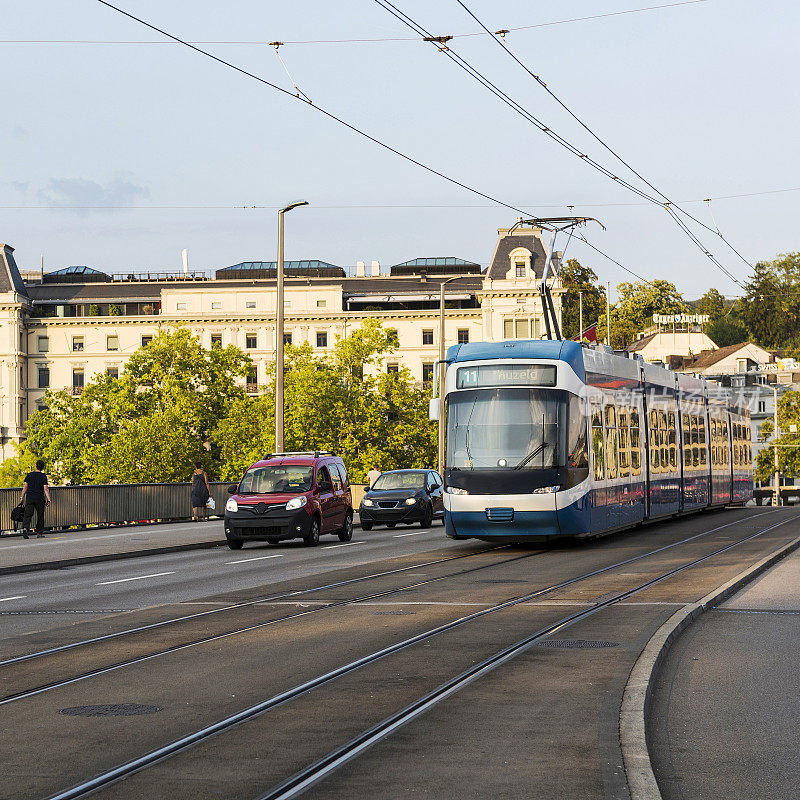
[573,323,598,343]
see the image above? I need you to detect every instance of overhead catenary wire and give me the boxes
[372,0,746,288]
[0,2,711,46]
[454,0,754,276]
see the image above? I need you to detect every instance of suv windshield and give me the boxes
[239,465,313,494]
[372,472,425,490]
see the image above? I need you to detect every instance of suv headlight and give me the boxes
[404,497,417,505]
[532,485,561,494]
[362,498,375,507]
[286,496,308,511]
[225,498,238,512]
[446,486,469,495]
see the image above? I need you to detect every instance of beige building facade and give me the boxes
[0,223,563,459]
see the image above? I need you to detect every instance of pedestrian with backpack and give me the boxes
[21,460,51,539]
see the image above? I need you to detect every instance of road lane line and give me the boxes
[323,542,365,549]
[393,531,427,537]
[96,571,175,586]
[226,554,285,564]
[0,595,26,602]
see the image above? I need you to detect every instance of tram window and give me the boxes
[567,401,589,469]
[658,411,668,473]
[605,407,618,480]
[618,410,630,477]
[630,414,642,476]
[682,413,691,469]
[668,412,677,472]
[591,408,605,481]
[699,417,707,467]
[691,416,700,468]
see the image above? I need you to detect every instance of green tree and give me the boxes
[599,280,687,349]
[0,443,38,488]
[88,304,100,316]
[559,258,606,339]
[215,320,436,483]
[755,389,800,483]
[705,313,749,347]
[740,253,800,348]
[16,327,251,485]
[109,304,122,316]
[694,288,726,321]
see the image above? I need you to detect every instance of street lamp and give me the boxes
[275,199,308,452]
[437,275,473,475]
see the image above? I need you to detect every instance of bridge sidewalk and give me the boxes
[647,547,800,800]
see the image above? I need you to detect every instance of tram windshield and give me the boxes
[445,387,586,471]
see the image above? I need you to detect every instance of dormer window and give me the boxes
[508,247,532,281]
[515,261,526,278]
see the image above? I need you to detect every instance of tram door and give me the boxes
[590,404,607,531]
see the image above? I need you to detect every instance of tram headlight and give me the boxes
[286,496,307,511]
[404,497,417,505]
[532,485,561,494]
[446,486,469,495]
[225,498,238,512]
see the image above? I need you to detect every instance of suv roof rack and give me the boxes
[264,450,337,460]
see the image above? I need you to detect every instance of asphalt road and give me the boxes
[649,546,800,800]
[2,507,798,800]
[0,521,453,638]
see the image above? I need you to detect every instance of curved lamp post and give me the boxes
[275,200,308,452]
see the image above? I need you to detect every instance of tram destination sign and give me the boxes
[457,363,557,389]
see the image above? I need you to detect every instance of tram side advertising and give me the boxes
[432,339,753,542]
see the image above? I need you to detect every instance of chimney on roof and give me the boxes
[371,260,380,277]
[356,261,365,277]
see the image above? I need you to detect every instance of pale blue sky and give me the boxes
[2,0,798,297]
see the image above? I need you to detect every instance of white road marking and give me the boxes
[323,542,365,549]
[393,531,427,537]
[0,595,27,602]
[96,571,176,586]
[226,554,285,564]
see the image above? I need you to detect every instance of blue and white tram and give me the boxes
[433,339,753,542]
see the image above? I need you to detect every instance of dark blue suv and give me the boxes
[359,469,444,530]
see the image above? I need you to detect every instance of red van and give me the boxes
[224,452,353,549]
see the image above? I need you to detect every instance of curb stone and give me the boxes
[620,531,800,800]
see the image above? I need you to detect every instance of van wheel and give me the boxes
[304,517,320,547]
[226,536,243,550]
[386,522,397,528]
[338,514,353,542]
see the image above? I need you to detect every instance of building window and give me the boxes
[20,366,24,388]
[210,334,222,347]
[387,364,399,374]
[72,336,84,352]
[316,331,328,348]
[38,366,50,389]
[107,335,119,351]
[515,261,526,278]
[316,299,327,308]
[246,300,256,309]
[72,368,84,394]
[246,366,258,393]
[387,328,399,345]
[246,334,257,349]
[422,363,434,384]
[177,303,187,311]
[758,401,766,413]
[422,329,434,346]
[37,336,49,353]
[211,301,222,310]
[107,367,119,380]
[737,358,747,373]
[283,332,292,346]
[141,335,152,347]
[457,329,469,344]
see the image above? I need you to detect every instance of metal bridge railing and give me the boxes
[0,481,231,532]
[0,481,370,532]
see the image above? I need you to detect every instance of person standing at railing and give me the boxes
[191,462,212,521]
[20,460,51,539]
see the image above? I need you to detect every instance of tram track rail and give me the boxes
[39,510,795,800]
[0,512,772,709]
